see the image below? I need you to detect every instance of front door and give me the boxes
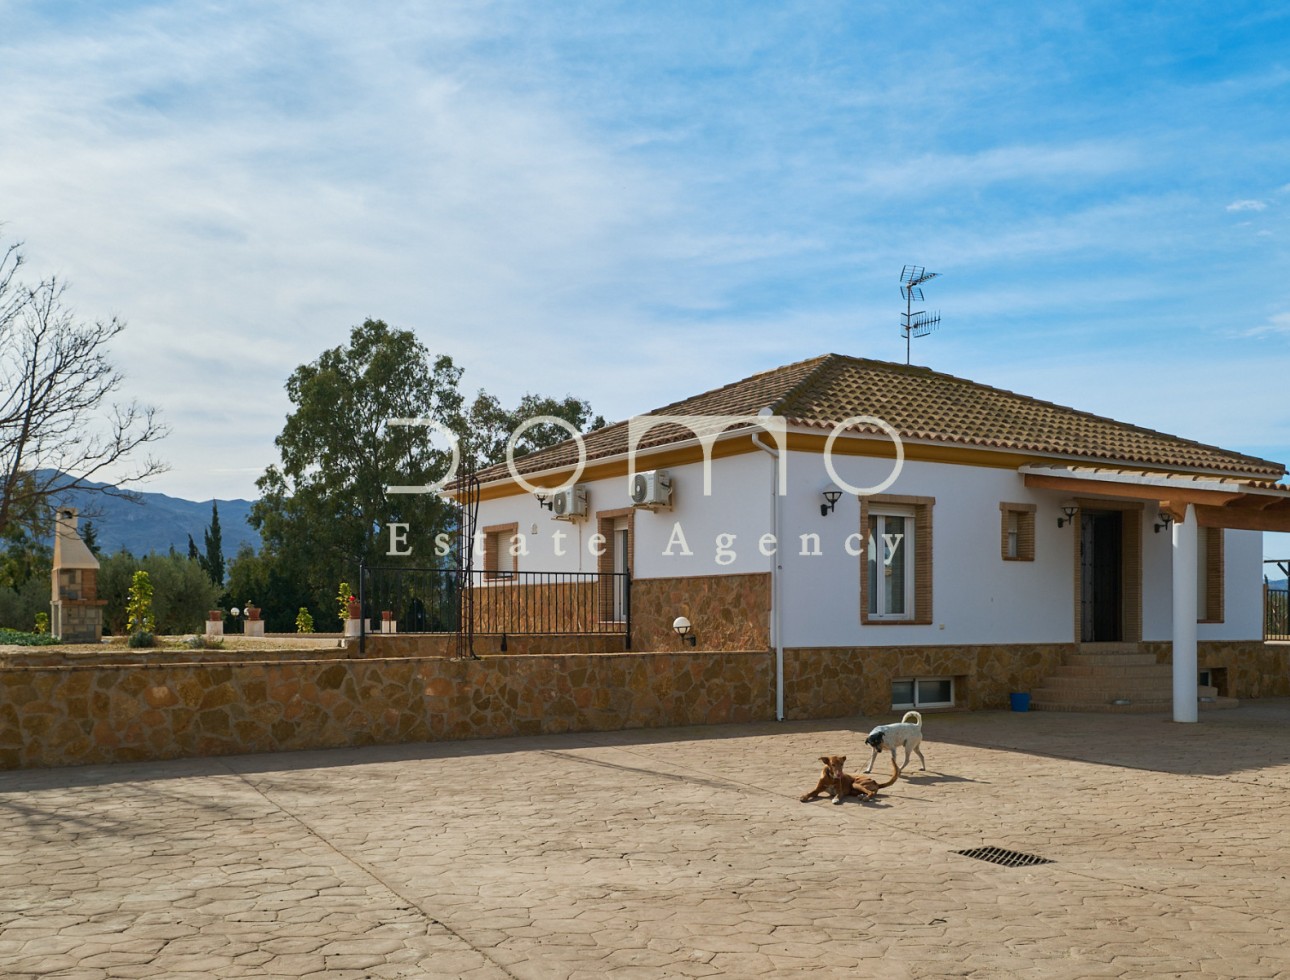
[1080,511,1123,642]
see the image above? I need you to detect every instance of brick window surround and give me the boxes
[1199,526,1224,624]
[1000,502,1037,561]
[595,508,635,622]
[482,522,519,579]
[859,494,934,626]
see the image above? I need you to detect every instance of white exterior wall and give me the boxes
[1217,529,1265,641]
[464,451,776,576]
[468,442,1267,646]
[772,450,1076,648]
[1143,524,1264,642]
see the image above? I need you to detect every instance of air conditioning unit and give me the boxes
[550,484,588,520]
[631,470,673,508]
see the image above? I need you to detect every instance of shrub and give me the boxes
[182,634,224,650]
[126,570,156,635]
[0,627,58,646]
[127,630,157,648]
[33,611,49,634]
[295,607,314,633]
[336,582,352,626]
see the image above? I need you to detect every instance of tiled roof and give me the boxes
[475,354,1284,483]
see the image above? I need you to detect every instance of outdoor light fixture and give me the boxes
[672,615,696,647]
[1057,501,1078,528]
[535,493,553,511]
[820,488,843,516]
[1154,511,1174,534]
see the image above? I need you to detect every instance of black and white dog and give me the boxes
[863,710,926,774]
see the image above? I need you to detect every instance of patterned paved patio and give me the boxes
[3,701,1289,978]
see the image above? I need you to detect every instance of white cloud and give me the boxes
[1226,199,1268,212]
[1240,312,1290,338]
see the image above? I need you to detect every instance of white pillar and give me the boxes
[1171,504,1198,723]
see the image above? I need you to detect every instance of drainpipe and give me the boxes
[752,433,784,721]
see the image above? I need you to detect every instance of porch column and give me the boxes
[1171,503,1198,723]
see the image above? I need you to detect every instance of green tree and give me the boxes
[250,319,464,615]
[224,543,316,634]
[188,502,224,586]
[248,319,607,622]
[80,520,102,557]
[466,391,607,468]
[0,525,51,631]
[99,551,222,635]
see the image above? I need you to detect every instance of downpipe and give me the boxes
[751,433,784,721]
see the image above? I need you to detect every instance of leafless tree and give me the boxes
[0,238,168,538]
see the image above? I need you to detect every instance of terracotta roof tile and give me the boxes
[476,354,1284,483]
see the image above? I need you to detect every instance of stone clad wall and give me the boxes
[631,573,771,652]
[786,640,1290,718]
[0,651,774,770]
[1143,640,1290,699]
[784,643,1073,718]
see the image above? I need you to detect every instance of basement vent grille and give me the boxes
[953,846,1052,868]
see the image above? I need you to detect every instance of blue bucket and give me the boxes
[1009,692,1031,712]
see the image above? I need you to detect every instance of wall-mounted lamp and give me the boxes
[535,493,553,511]
[1057,501,1078,528]
[672,615,696,647]
[820,489,843,516]
[1154,511,1174,534]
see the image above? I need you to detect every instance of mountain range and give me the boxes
[45,473,261,558]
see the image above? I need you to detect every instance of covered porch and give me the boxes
[1022,464,1290,721]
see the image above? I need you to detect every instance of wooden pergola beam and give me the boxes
[1023,472,1290,532]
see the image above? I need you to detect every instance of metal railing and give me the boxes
[1267,584,1290,640]
[359,565,631,649]
[1265,560,1290,641]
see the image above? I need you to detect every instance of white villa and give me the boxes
[464,354,1290,720]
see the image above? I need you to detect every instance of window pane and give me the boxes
[867,516,879,615]
[891,680,915,707]
[883,515,907,615]
[1006,512,1019,558]
[917,678,952,705]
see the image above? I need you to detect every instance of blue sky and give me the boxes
[2,1,1289,555]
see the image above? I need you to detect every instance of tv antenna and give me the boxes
[899,265,941,364]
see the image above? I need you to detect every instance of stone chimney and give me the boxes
[50,508,106,643]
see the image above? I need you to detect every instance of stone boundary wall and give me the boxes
[5,639,1286,770]
[0,651,774,770]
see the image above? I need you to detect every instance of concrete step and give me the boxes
[1037,677,1173,694]
[1054,663,1171,678]
[1077,643,1147,655]
[1063,653,1159,667]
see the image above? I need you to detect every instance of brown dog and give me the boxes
[799,755,900,805]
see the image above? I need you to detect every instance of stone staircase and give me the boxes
[1031,643,1239,713]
